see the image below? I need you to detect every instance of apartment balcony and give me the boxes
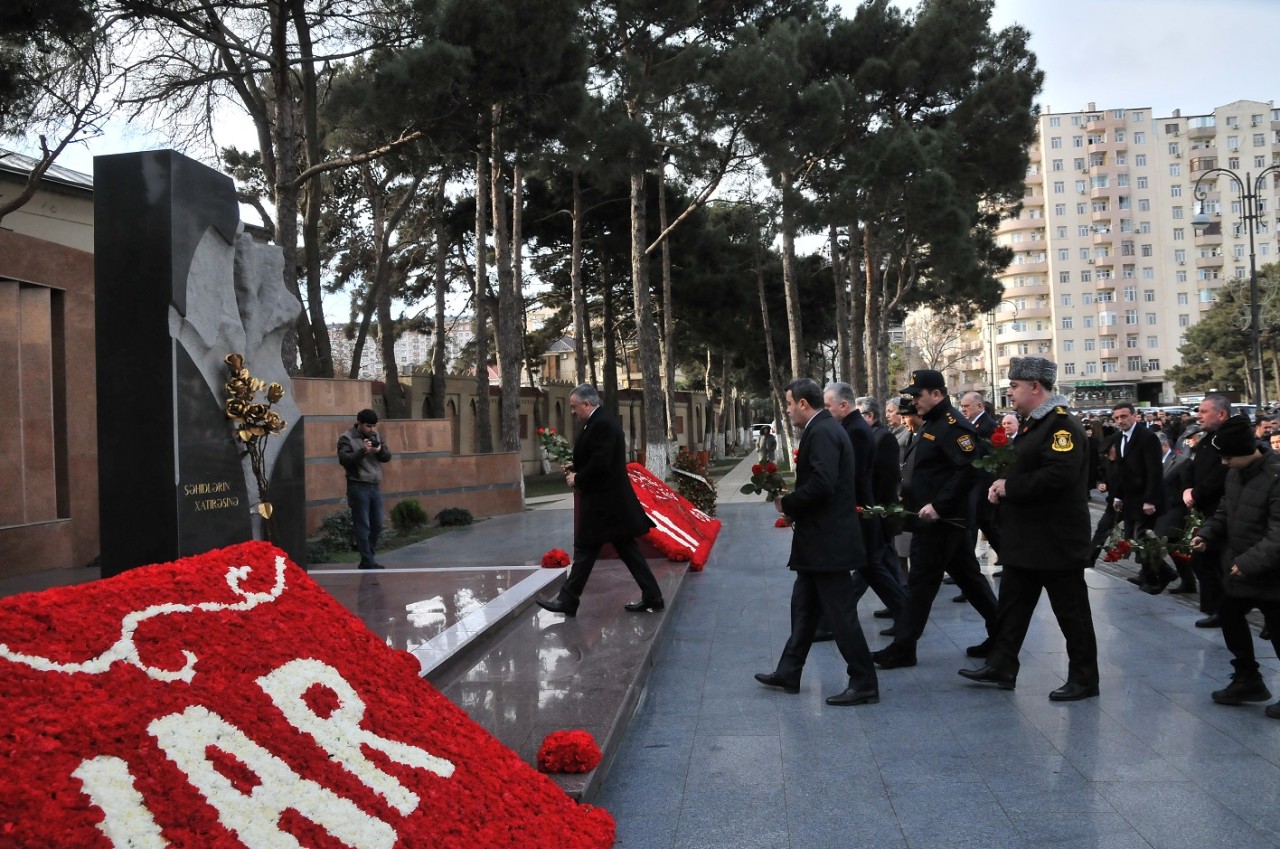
[1015,305,1051,320]
[1190,157,1218,179]
[1088,139,1127,155]
[1001,216,1041,233]
[1089,184,1120,202]
[1001,278,1047,297]
[1186,123,1215,142]
[1091,229,1114,246]
[1194,227,1223,247]
[1025,170,1043,185]
[1196,254,1224,269]
[1090,210,1113,229]
[1086,116,1122,132]
[1092,254,1115,268]
[995,329,1051,345]
[1009,260,1047,274]
[1021,238,1048,253]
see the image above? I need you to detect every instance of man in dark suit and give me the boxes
[958,356,1099,701]
[755,378,879,706]
[959,390,1003,584]
[1107,402,1164,540]
[824,382,907,631]
[537,384,663,616]
[1140,431,1189,594]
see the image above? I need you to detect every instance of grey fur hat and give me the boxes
[1007,356,1056,388]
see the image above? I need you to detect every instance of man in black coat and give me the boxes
[755,378,878,706]
[960,390,1004,579]
[1107,402,1164,540]
[824,382,906,630]
[1183,394,1231,624]
[959,357,1099,701]
[871,370,998,670]
[537,384,662,616]
[1142,431,1190,594]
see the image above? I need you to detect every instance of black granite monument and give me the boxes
[95,150,306,576]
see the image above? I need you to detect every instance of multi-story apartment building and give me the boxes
[983,99,1280,408]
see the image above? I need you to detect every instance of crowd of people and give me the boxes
[754,363,1280,719]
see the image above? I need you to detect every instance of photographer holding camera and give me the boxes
[337,408,393,569]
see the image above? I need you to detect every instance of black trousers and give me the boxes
[895,521,998,647]
[776,570,877,691]
[849,539,908,623]
[985,565,1099,688]
[1219,596,1280,675]
[559,536,662,604]
[1192,550,1224,614]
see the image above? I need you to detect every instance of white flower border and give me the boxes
[0,556,288,683]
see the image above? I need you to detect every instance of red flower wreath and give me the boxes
[541,548,571,568]
[537,730,603,774]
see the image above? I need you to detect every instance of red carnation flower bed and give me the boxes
[0,541,614,848]
[627,464,721,571]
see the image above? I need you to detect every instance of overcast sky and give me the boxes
[47,0,1280,175]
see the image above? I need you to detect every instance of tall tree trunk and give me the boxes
[864,230,890,401]
[754,212,793,469]
[629,155,668,476]
[848,223,866,394]
[601,261,618,414]
[658,160,677,442]
[571,171,588,385]
[473,136,494,453]
[514,161,535,391]
[830,222,851,384]
[491,108,522,453]
[348,291,377,379]
[779,171,804,378]
[428,171,449,418]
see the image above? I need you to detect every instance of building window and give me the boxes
[1176,270,1187,283]
[1062,316,1073,329]
[1147,335,1159,348]
[1052,158,1064,171]
[1064,340,1075,352]
[1134,132,1145,144]
[1064,362,1076,375]
[1078,225,1090,237]
[1081,271,1092,283]
[1173,228,1184,241]
[1085,362,1098,374]
[1053,181,1065,194]
[1146,312,1157,325]
[1084,338,1096,350]
[1135,153,1147,165]
[1175,249,1186,263]
[1061,294,1072,306]
[1073,136,1084,148]
[1143,289,1155,302]
[1103,362,1118,373]
[1054,203,1067,215]
[1128,356,1142,370]
[1137,176,1148,189]
[1124,285,1137,301]
[1059,271,1070,284]
[1254,133,1266,147]
[1147,358,1160,371]
[1124,309,1138,325]
[1172,206,1184,220]
[1179,314,1190,327]
[1171,185,1182,197]
[1050,136,1062,149]
[1084,316,1095,329]
[1058,248,1070,261]
[1049,116,1061,127]
[1126,335,1138,349]
[1139,199,1151,212]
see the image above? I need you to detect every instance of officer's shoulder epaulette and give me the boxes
[1055,406,1068,415]
[946,413,957,424]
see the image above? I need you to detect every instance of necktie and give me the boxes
[1121,434,1129,458]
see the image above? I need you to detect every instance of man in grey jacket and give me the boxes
[337,409,393,569]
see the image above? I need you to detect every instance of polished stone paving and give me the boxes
[596,495,1280,849]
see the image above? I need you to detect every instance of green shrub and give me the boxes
[390,498,428,532]
[305,540,331,564]
[672,448,717,516]
[320,510,357,551]
[436,507,474,526]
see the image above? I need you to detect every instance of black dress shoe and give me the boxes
[873,607,893,619]
[754,672,800,694]
[943,575,956,585]
[871,645,917,669]
[537,597,578,616]
[966,638,993,658]
[1145,565,1176,594]
[878,624,897,637]
[1195,614,1222,628]
[958,665,1016,689]
[1049,682,1099,701]
[624,598,665,612]
[826,687,880,706]
[1168,583,1197,595]
[1261,627,1272,641]
[358,561,384,570]
[952,593,968,603]
[992,569,1004,578]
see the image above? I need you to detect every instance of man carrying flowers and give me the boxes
[959,356,1099,701]
[337,409,393,569]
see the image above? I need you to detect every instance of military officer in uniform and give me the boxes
[871,370,998,669]
[958,357,1100,701]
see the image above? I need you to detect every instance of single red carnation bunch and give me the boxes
[775,517,791,528]
[541,548,571,568]
[537,730,603,774]
[990,428,1008,447]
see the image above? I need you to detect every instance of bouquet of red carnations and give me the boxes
[740,462,787,502]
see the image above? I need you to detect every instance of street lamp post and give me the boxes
[987,300,1018,407]
[1192,164,1280,410]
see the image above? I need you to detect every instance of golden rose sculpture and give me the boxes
[223,353,288,523]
